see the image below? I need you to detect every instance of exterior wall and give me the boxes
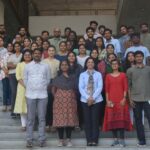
[29,15,116,36]
[0,0,4,24]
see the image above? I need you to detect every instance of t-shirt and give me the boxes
[124,45,150,64]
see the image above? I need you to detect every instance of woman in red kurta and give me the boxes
[103,59,132,147]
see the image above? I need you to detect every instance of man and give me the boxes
[84,21,101,39]
[124,33,150,64]
[41,30,49,41]
[127,26,135,36]
[18,26,28,43]
[127,51,150,146]
[98,25,106,36]
[85,27,96,51]
[140,23,150,51]
[24,48,50,148]
[104,28,121,56]
[0,24,11,47]
[49,27,65,53]
[119,25,130,56]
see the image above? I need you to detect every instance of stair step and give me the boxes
[0,130,150,139]
[0,138,150,149]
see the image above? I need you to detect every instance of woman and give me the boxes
[106,53,124,73]
[55,41,68,62]
[73,37,90,55]
[42,40,50,59]
[79,57,103,146]
[76,44,89,67]
[7,42,22,118]
[95,37,106,60]
[43,45,60,132]
[67,52,83,129]
[23,38,31,51]
[123,52,135,72]
[106,44,115,55]
[90,49,106,125]
[14,50,32,131]
[2,43,14,112]
[35,36,43,49]
[103,59,132,147]
[90,49,106,79]
[67,30,78,49]
[31,42,38,51]
[52,60,78,147]
[66,40,73,52]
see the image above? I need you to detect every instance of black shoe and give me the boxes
[26,141,33,148]
[137,141,146,147]
[39,141,46,147]
[11,113,17,119]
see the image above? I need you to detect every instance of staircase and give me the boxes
[0,104,150,150]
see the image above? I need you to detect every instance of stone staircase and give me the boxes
[0,105,150,150]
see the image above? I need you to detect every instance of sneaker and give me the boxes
[45,126,50,132]
[39,141,46,147]
[111,140,119,146]
[119,140,126,147]
[7,106,12,111]
[57,140,64,147]
[2,106,7,112]
[26,141,33,148]
[74,126,81,132]
[21,126,26,132]
[137,141,146,147]
[66,139,73,147]
[50,126,57,132]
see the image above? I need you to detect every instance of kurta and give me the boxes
[103,73,132,131]
[52,74,79,127]
[14,62,27,114]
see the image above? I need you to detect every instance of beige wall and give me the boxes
[29,15,117,36]
[0,0,4,24]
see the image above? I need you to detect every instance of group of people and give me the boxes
[0,21,150,148]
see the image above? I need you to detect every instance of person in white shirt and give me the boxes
[124,33,150,64]
[77,44,89,67]
[24,48,50,148]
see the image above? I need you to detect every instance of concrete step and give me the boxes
[0,138,150,149]
[1,148,150,150]
[0,118,20,126]
[0,130,150,139]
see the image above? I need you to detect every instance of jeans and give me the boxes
[2,77,11,106]
[26,98,48,142]
[133,101,150,143]
[9,74,17,112]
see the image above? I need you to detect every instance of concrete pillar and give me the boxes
[0,0,4,24]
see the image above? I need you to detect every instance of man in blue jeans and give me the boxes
[24,48,50,148]
[127,51,150,146]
